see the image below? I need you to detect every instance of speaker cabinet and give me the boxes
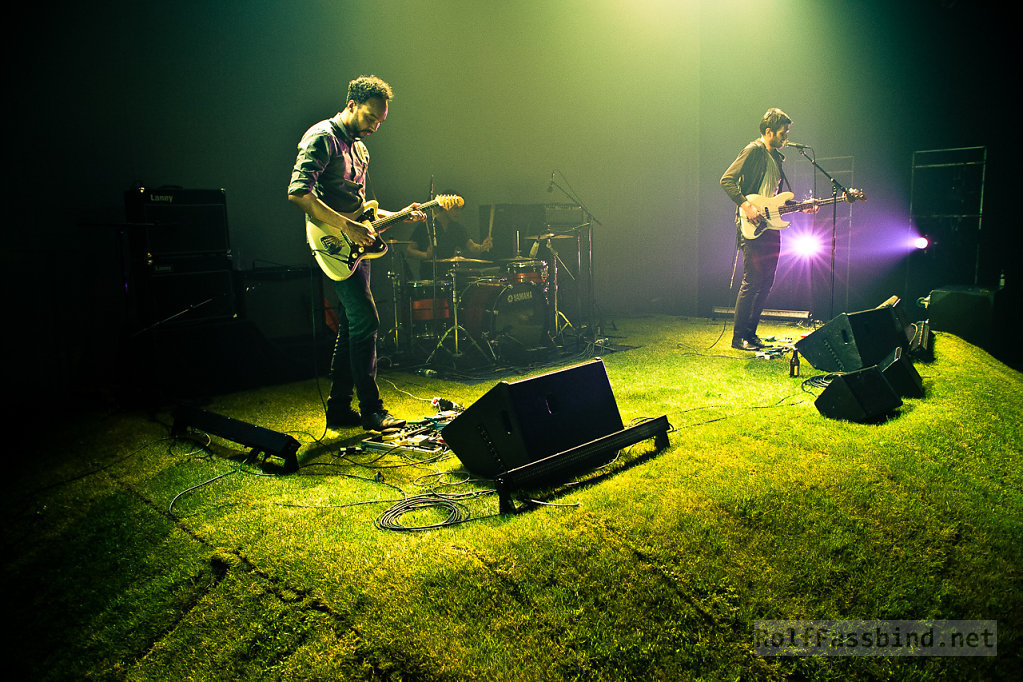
[122,187,235,329]
[239,267,323,342]
[927,285,997,348]
[133,319,292,398]
[134,269,237,327]
[796,306,906,373]
[815,366,903,423]
[124,186,230,256]
[441,359,623,478]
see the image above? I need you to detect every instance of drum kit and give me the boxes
[379,233,579,367]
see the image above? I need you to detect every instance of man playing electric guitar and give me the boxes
[720,107,817,351]
[288,75,425,432]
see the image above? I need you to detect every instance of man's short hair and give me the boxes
[759,108,792,135]
[346,75,394,105]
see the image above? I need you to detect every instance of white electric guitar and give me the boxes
[739,189,866,240]
[306,194,463,281]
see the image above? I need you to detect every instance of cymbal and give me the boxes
[435,255,492,264]
[527,232,574,240]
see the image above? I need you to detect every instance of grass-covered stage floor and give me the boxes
[4,315,1020,680]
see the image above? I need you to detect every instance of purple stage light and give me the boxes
[912,236,930,249]
[790,232,823,259]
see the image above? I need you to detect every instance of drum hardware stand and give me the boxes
[382,240,413,356]
[548,170,603,340]
[561,222,591,336]
[425,264,495,366]
[536,235,576,343]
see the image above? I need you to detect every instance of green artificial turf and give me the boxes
[3,316,1020,680]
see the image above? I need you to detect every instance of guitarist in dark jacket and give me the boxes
[720,108,801,351]
[288,75,424,431]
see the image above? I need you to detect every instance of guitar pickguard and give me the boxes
[320,235,345,256]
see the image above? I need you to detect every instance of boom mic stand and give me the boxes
[427,176,440,329]
[791,146,853,322]
[547,170,603,338]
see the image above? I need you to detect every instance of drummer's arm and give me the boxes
[406,242,432,260]
[466,236,493,254]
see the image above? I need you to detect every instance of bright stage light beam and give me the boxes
[791,233,823,259]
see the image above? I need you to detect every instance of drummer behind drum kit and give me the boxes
[380,236,576,367]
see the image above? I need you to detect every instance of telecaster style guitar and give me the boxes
[306,194,464,281]
[739,189,866,240]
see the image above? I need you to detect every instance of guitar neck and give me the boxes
[778,196,842,216]
[371,197,444,232]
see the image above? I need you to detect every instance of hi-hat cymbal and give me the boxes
[435,255,492,264]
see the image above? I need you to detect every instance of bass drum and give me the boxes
[461,281,547,361]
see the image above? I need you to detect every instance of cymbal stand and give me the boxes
[383,247,406,353]
[542,236,575,341]
[549,171,603,336]
[425,264,494,366]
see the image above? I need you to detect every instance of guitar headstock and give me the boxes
[845,188,867,203]
[436,194,464,211]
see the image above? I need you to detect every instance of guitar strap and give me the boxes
[776,151,794,194]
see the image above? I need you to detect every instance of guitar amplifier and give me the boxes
[124,186,231,257]
[544,202,585,227]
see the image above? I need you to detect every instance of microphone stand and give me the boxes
[791,146,851,322]
[427,176,439,333]
[547,171,603,338]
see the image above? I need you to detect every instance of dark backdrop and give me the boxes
[6,0,1012,399]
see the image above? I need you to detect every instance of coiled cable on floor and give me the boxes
[374,493,471,531]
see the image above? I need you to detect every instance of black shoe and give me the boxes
[361,410,406,432]
[745,335,768,348]
[732,338,759,351]
[325,407,361,429]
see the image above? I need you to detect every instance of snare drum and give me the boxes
[460,281,547,360]
[407,280,451,321]
[505,259,546,285]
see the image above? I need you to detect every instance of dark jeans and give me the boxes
[733,230,780,342]
[327,261,382,415]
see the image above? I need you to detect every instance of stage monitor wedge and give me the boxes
[796,306,907,373]
[172,405,300,472]
[880,346,925,399]
[814,366,903,424]
[441,359,623,479]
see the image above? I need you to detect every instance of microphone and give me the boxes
[786,141,811,149]
[547,170,555,192]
